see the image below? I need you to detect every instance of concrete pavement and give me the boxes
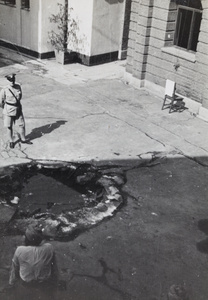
[1,47,208,300]
[0,46,208,167]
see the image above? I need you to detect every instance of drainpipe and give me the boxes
[38,0,42,56]
[118,0,126,60]
[64,0,68,51]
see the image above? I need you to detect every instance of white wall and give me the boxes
[0,0,125,58]
[0,0,40,52]
[40,0,65,53]
[0,1,21,45]
[67,0,93,56]
[91,0,125,56]
[21,0,39,52]
[0,0,63,53]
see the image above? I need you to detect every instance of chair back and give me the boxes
[165,79,176,97]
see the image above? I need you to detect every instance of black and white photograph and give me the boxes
[0,0,208,299]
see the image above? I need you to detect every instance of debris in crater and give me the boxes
[0,161,126,240]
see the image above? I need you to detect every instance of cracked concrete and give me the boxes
[1,47,208,300]
[0,47,208,168]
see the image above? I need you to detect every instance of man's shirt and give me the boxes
[0,83,22,116]
[9,243,54,285]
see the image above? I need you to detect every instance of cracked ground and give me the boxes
[0,48,208,299]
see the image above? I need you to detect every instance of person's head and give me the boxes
[5,73,16,85]
[24,224,43,246]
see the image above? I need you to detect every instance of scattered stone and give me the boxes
[34,212,53,219]
[102,174,124,186]
[97,177,114,188]
[76,172,95,184]
[139,153,153,161]
[96,202,108,212]
[108,186,119,195]
[107,193,122,202]
[0,196,6,204]
[111,175,125,186]
[0,204,17,223]
[151,212,158,216]
[57,215,70,226]
[59,223,77,236]
[0,162,125,240]
[10,196,20,205]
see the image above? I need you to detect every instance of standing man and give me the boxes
[8,224,57,300]
[0,73,32,148]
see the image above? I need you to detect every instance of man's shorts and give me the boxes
[3,113,25,128]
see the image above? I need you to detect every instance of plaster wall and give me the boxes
[91,0,125,56]
[0,0,126,61]
[21,0,38,52]
[0,0,39,51]
[0,1,21,45]
[67,0,93,56]
[38,0,65,54]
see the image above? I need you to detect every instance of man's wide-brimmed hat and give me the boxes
[5,73,16,82]
[25,224,43,244]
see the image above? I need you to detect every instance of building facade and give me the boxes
[125,0,208,118]
[0,0,130,65]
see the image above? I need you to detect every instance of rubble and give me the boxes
[0,204,17,223]
[0,161,125,240]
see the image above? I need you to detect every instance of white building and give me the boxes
[0,0,130,65]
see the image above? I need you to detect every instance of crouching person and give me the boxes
[8,224,57,300]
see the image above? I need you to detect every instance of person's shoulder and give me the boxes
[16,245,27,250]
[42,243,54,252]
[15,245,28,255]
[14,82,21,88]
[43,243,53,249]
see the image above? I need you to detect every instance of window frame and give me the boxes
[0,0,16,5]
[174,5,202,52]
[21,0,30,10]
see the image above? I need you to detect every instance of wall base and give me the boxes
[124,71,208,122]
[77,51,119,66]
[0,40,55,59]
[124,71,145,88]
[118,49,127,60]
[0,40,119,66]
[198,107,208,122]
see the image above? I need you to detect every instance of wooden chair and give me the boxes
[162,79,184,113]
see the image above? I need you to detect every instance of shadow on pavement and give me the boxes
[26,120,67,141]
[197,219,208,253]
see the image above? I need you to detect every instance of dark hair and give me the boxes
[5,74,16,82]
[24,235,42,246]
[24,224,43,246]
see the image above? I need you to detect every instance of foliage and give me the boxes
[48,3,79,52]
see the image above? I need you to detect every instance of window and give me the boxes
[174,0,202,51]
[21,0,29,9]
[1,0,16,5]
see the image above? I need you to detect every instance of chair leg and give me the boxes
[162,95,167,110]
[169,98,174,113]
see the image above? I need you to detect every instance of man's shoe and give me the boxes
[21,140,33,145]
[9,142,14,149]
